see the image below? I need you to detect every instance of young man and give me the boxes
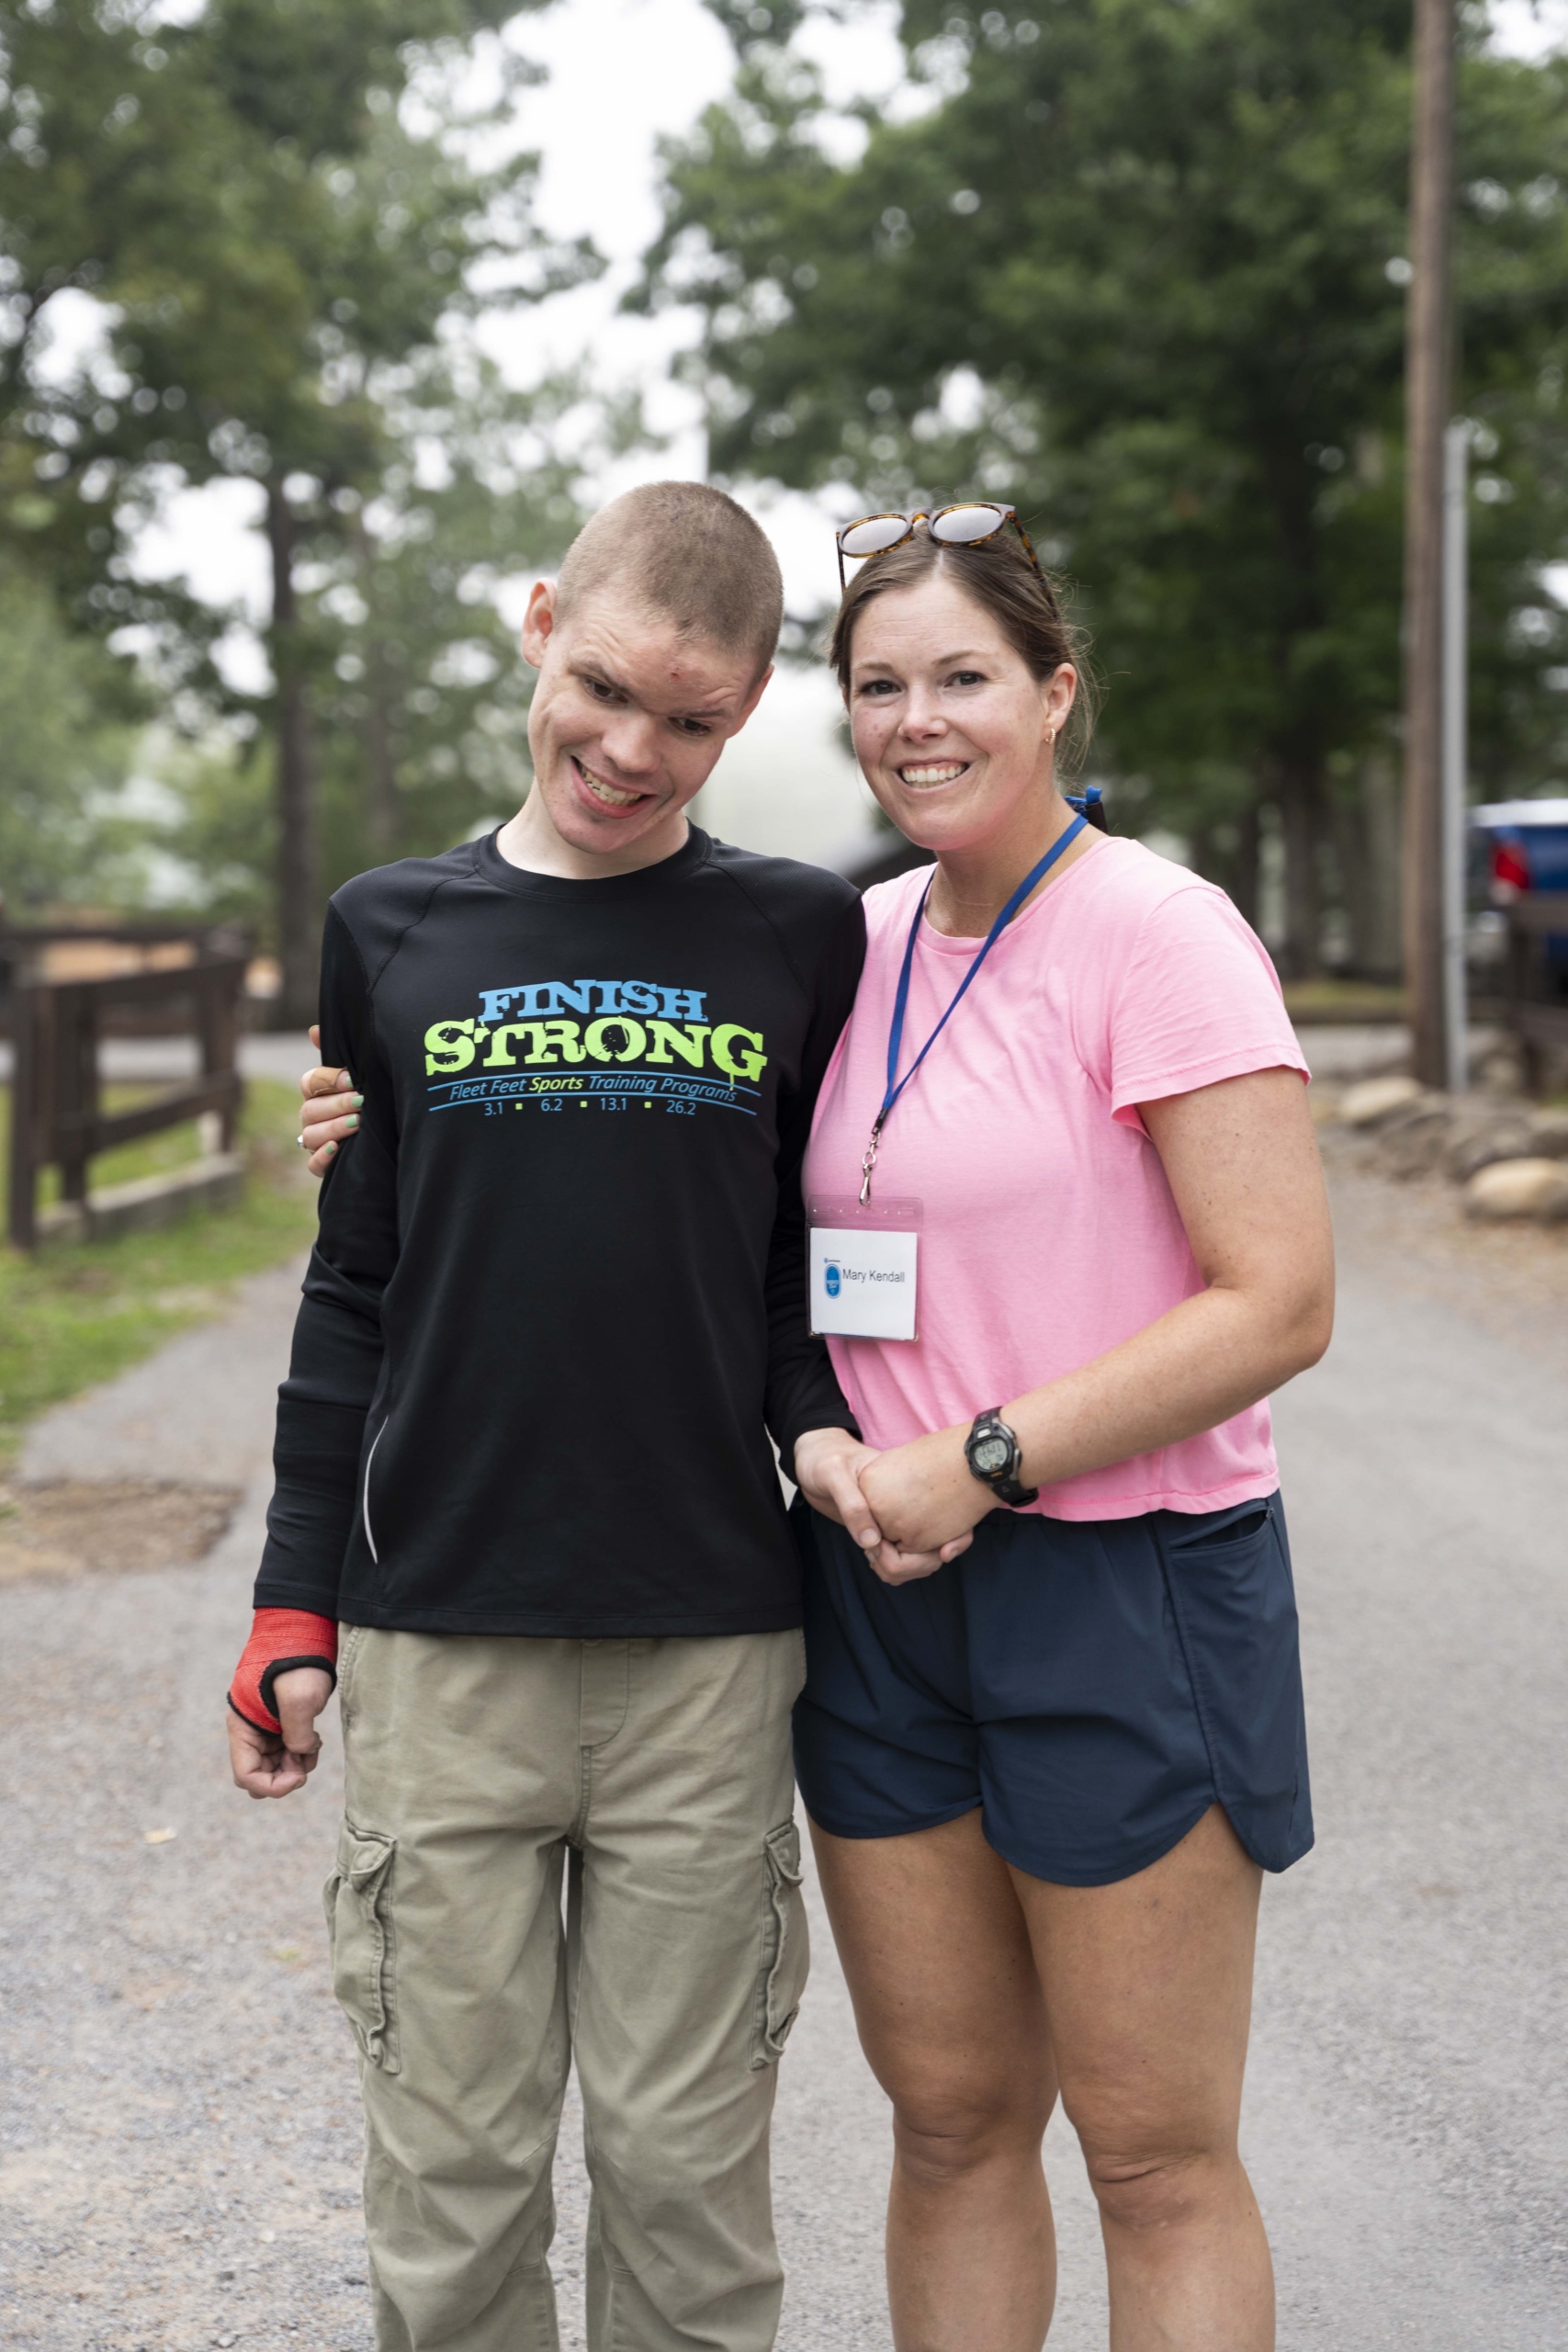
[227,483,945,2352]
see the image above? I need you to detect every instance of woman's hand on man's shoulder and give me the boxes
[297,1023,362,1177]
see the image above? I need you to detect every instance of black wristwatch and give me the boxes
[964,1409,1038,1509]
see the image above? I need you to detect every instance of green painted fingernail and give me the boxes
[346,1093,364,1108]
[324,1140,338,1156]
[344,1113,359,1131]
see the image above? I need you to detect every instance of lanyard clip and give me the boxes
[859,1114,885,1206]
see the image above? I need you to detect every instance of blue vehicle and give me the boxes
[1471,797,1568,897]
[1470,798,1568,992]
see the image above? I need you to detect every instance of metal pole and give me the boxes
[1441,419,1469,1095]
[1400,0,1456,1091]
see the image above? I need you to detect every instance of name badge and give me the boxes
[807,1194,921,1341]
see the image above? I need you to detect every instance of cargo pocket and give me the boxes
[322,1820,400,2074]
[750,1819,810,2070]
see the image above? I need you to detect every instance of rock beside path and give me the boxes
[1463,1157,1568,1222]
[1445,1109,1545,1182]
[1338,1075,1424,1128]
[1319,1084,1568,1218]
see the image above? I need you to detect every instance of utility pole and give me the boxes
[1401,0,1457,1090]
[1442,420,1470,1095]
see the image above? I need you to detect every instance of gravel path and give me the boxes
[1,1166,1564,2350]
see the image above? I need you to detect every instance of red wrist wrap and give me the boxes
[229,1608,338,1735]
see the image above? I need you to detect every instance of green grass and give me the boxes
[1280,978,1409,1024]
[0,1077,317,1472]
[14,1081,220,1206]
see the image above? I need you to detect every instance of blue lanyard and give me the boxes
[859,814,1086,1203]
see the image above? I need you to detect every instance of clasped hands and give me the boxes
[793,1424,1000,1586]
[295,1043,997,1588]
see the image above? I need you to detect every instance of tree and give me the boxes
[294,352,606,874]
[0,0,596,1020]
[637,0,1568,974]
[129,355,618,939]
[0,560,140,913]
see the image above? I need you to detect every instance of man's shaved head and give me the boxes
[554,481,784,682]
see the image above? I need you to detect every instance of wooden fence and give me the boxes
[2,923,251,1252]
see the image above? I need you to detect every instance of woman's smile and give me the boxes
[897,759,973,787]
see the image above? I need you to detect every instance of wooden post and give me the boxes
[197,960,244,1151]
[6,983,39,1253]
[1401,0,1457,1090]
[55,985,96,1208]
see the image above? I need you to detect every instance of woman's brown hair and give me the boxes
[829,524,1099,777]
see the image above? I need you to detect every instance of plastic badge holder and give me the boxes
[807,1193,922,1342]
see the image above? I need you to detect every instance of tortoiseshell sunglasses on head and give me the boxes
[834,501,1044,591]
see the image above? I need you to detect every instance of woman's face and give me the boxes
[844,571,1077,854]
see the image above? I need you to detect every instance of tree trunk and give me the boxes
[1230,787,1263,932]
[1276,751,1325,979]
[364,651,399,859]
[1328,787,1366,977]
[1401,0,1458,1084]
[267,481,321,1031]
[1361,750,1404,981]
[353,513,399,858]
[1333,752,1403,980]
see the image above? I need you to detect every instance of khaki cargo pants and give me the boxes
[327,1625,810,2352]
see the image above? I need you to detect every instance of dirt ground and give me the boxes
[1,1160,1565,2350]
[0,1264,378,2352]
[0,1486,240,1585]
[0,1494,376,2352]
[1316,1121,1568,1380]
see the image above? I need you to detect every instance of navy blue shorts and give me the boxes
[792,1492,1313,1887]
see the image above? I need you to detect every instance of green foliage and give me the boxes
[292,354,617,878]
[131,356,611,939]
[639,0,1568,967]
[136,732,279,936]
[0,0,598,1003]
[0,0,585,538]
[0,560,141,910]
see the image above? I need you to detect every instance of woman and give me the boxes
[296,504,1331,2351]
[780,504,1331,2352]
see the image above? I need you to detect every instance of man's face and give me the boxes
[520,580,772,860]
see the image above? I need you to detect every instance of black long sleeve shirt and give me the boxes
[254,825,864,1635]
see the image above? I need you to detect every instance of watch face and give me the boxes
[973,1436,1011,1475]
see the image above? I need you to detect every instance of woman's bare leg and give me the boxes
[811,1809,1058,2352]
[1011,1804,1272,2352]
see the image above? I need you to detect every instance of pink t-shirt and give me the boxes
[805,835,1309,1521]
